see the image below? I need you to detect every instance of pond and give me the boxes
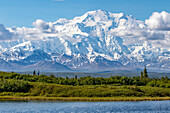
[0,100,170,113]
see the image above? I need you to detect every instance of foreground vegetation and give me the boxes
[0,96,170,101]
[0,68,169,101]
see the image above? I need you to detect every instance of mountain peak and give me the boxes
[86,9,109,15]
[73,9,130,24]
[86,9,126,18]
[0,10,169,72]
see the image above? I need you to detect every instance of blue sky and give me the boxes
[0,0,169,27]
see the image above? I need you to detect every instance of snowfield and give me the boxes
[0,10,169,72]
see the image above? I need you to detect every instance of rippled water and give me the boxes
[0,100,170,113]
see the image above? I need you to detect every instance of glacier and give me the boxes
[0,9,169,72]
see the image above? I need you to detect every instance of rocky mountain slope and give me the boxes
[0,10,169,72]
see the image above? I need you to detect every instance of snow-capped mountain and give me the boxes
[0,10,169,72]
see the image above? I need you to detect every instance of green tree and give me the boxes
[143,66,148,78]
[165,76,169,81]
[161,76,165,81]
[140,71,143,80]
[66,76,69,80]
[50,74,55,78]
[33,70,36,76]
[37,71,40,76]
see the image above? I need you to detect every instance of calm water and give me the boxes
[0,101,170,113]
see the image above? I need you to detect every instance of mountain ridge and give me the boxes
[0,9,169,72]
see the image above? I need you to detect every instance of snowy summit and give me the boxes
[0,10,169,72]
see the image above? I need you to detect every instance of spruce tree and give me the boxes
[66,76,69,80]
[33,70,36,75]
[50,74,55,78]
[165,76,168,81]
[140,71,143,79]
[37,71,40,76]
[161,76,165,81]
[143,66,148,78]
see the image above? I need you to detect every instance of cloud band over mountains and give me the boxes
[0,24,14,40]
[145,11,170,31]
[0,10,170,50]
[33,19,54,33]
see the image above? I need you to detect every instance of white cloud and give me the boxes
[3,10,169,50]
[33,19,54,33]
[145,11,170,30]
[146,30,165,40]
[0,24,14,40]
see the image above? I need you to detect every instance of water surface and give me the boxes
[0,100,170,113]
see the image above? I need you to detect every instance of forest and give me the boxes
[0,67,170,98]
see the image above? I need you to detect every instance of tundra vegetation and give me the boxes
[0,67,169,101]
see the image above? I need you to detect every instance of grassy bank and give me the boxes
[0,96,170,101]
[0,82,170,99]
[0,71,170,101]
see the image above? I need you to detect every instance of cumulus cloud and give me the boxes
[146,30,165,40]
[1,10,169,50]
[145,11,170,30]
[33,19,54,33]
[0,24,14,40]
[109,15,168,41]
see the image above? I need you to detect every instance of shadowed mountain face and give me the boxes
[23,61,71,72]
[0,59,15,71]
[0,10,169,72]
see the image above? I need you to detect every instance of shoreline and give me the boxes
[0,96,170,102]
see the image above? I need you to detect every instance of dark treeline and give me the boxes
[0,80,30,93]
[0,69,170,97]
[0,70,169,88]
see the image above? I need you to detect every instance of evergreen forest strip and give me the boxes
[0,68,170,101]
